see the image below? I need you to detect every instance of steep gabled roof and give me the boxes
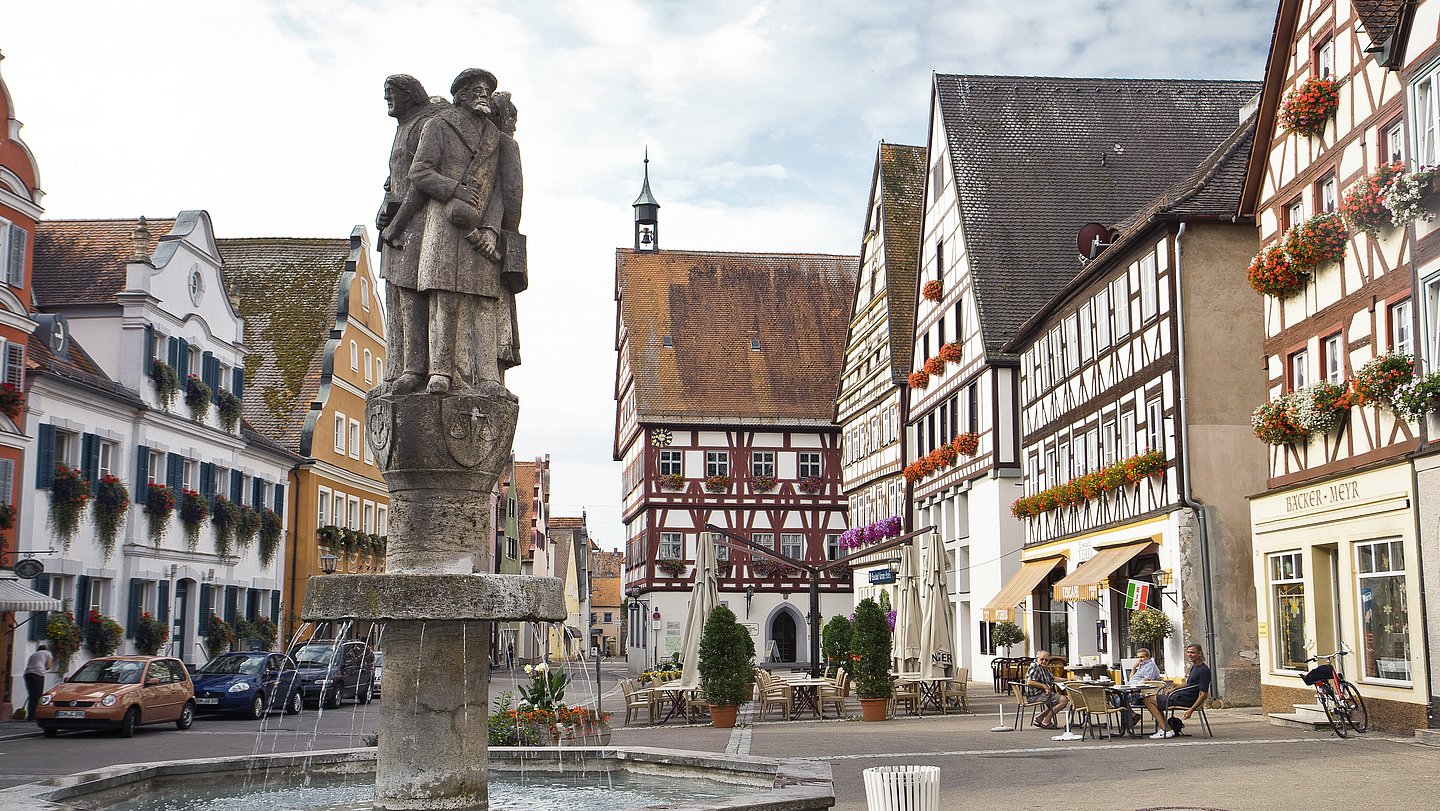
[617,248,857,425]
[1354,1,1414,63]
[218,236,351,451]
[878,143,926,382]
[33,218,176,308]
[934,74,1259,359]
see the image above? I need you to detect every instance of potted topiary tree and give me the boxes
[822,614,853,680]
[1127,608,1174,653]
[698,603,755,729]
[851,597,893,721]
[991,621,1025,656]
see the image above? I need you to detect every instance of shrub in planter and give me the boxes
[0,382,21,420]
[1127,608,1174,645]
[47,610,83,674]
[179,489,209,551]
[655,557,687,577]
[145,483,176,545]
[1278,76,1339,137]
[921,279,943,302]
[659,472,684,490]
[92,475,130,562]
[990,621,1025,654]
[822,614,853,678]
[84,610,125,657]
[48,464,90,551]
[216,389,243,433]
[151,359,180,410]
[234,504,260,550]
[698,604,755,726]
[1351,352,1414,409]
[753,475,777,492]
[1396,371,1440,423]
[206,614,234,657]
[1342,161,1404,234]
[907,371,930,389]
[1284,212,1347,271]
[134,612,169,656]
[1292,381,1348,435]
[184,374,212,422]
[1246,243,1309,298]
[1251,394,1308,445]
[703,475,730,493]
[923,355,946,376]
[259,507,282,567]
[210,495,239,558]
[850,598,893,708]
[1385,168,1438,229]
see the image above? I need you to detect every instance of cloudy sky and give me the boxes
[4,1,1274,550]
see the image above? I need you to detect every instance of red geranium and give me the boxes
[951,432,978,456]
[1342,162,1404,235]
[1247,243,1308,298]
[908,371,930,389]
[938,342,962,363]
[1278,76,1340,137]
[1284,212,1347,270]
[923,356,946,375]
[921,279,943,302]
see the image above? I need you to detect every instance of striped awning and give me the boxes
[981,557,1065,622]
[0,578,61,612]
[1052,541,1154,602]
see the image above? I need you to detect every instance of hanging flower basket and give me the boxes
[839,515,902,551]
[751,557,798,579]
[952,432,979,456]
[921,279,944,302]
[1350,352,1414,409]
[179,489,209,551]
[84,610,125,657]
[938,342,962,363]
[0,382,21,420]
[1278,76,1339,138]
[1342,162,1404,235]
[235,504,260,550]
[703,475,730,493]
[145,483,176,546]
[151,359,180,410]
[92,475,130,562]
[1247,243,1309,298]
[1284,212,1347,271]
[923,356,946,376]
[797,476,823,494]
[185,375,212,422]
[48,464,90,551]
[659,472,684,490]
[259,507,282,567]
[656,557,687,577]
[210,495,239,559]
[1251,394,1308,445]
[46,611,83,675]
[907,371,930,390]
[1292,381,1349,435]
[1384,168,1439,229]
[217,389,242,433]
[753,475,777,492]
[1396,371,1440,422]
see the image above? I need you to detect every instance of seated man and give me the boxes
[1143,643,1211,739]
[1116,647,1161,735]
[1024,652,1069,729]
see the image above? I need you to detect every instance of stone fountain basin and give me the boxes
[0,746,835,811]
[302,573,567,622]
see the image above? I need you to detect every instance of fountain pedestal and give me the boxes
[304,390,564,811]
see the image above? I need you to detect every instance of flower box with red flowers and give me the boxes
[923,355,946,376]
[659,473,685,490]
[656,558,688,578]
[797,476,824,494]
[1251,394,1307,445]
[753,475,777,492]
[907,371,930,389]
[1350,352,1414,409]
[952,432,978,456]
[0,382,21,420]
[1009,450,1166,519]
[703,474,731,493]
[751,557,798,579]
[1278,76,1339,138]
[1284,212,1347,271]
[921,279,944,302]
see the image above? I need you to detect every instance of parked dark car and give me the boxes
[192,652,303,718]
[36,656,195,738]
[289,640,375,709]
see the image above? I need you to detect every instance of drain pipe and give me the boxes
[1172,222,1220,696]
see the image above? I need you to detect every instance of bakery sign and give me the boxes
[1284,479,1360,514]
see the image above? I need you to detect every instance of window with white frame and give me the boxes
[1140,254,1158,321]
[0,218,27,287]
[780,533,804,561]
[350,340,359,371]
[798,451,821,478]
[1269,552,1307,671]
[1121,410,1137,457]
[348,496,360,530]
[349,419,361,459]
[53,429,77,467]
[0,458,13,506]
[1323,333,1344,384]
[1286,197,1306,229]
[334,413,346,453]
[363,502,375,533]
[1412,62,1440,167]
[375,358,384,382]
[826,533,841,560]
[1095,287,1111,347]
[1385,119,1405,163]
[318,487,331,527]
[1316,36,1334,78]
[1112,276,1130,337]
[658,449,682,477]
[147,450,162,484]
[334,492,346,527]
[1101,419,1116,465]
[753,532,775,551]
[364,349,373,383]
[1320,174,1338,213]
[1146,398,1164,453]
[658,531,682,560]
[1085,429,1098,475]
[705,451,728,477]
[377,506,388,536]
[1290,350,1309,390]
[360,277,371,310]
[88,578,104,614]
[1079,302,1094,362]
[707,530,728,561]
[1390,299,1413,355]
[752,451,775,478]
[1063,314,1079,372]
[1355,539,1411,683]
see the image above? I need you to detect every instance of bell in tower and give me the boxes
[633,148,660,251]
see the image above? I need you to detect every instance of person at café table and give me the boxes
[1142,643,1211,739]
[1024,652,1069,729]
[1115,647,1160,735]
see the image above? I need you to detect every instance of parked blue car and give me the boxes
[191,652,304,719]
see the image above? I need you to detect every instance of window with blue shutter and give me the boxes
[81,433,100,493]
[157,580,170,626]
[232,367,245,400]
[273,483,286,519]
[29,573,50,641]
[202,352,217,404]
[127,579,144,638]
[269,591,280,625]
[75,575,91,630]
[224,585,239,626]
[143,324,155,375]
[167,336,180,371]
[230,471,244,503]
[167,453,184,490]
[199,462,214,498]
[3,340,23,389]
[36,424,55,489]
[177,338,190,380]
[134,445,150,504]
[246,589,259,622]
[198,584,213,634]
[7,223,27,287]
[252,478,264,510]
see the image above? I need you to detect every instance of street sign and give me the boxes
[14,559,43,579]
[868,569,896,585]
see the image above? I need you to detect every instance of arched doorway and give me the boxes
[770,611,797,662]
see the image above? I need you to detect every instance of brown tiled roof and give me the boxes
[617,248,858,424]
[878,143,926,382]
[217,237,351,451]
[549,516,585,529]
[514,461,535,558]
[33,218,176,308]
[26,326,143,407]
[1354,1,1408,48]
[590,549,623,579]
[934,75,1260,359]
[590,573,622,609]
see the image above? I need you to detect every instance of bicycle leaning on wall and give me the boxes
[1300,645,1368,738]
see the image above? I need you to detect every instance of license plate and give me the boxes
[196,698,219,705]
[56,710,85,719]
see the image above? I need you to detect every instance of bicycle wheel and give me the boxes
[1339,681,1368,733]
[1318,683,1347,738]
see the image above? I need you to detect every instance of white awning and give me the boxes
[0,578,62,612]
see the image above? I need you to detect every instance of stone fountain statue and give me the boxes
[303,68,562,811]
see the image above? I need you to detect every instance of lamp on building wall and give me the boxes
[205,568,217,583]
[887,557,901,575]
[319,552,339,575]
[744,585,756,618]
[1154,569,1173,588]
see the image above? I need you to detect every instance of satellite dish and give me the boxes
[1076,223,1113,260]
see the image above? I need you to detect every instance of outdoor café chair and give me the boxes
[819,671,847,718]
[1068,683,1126,740]
[756,670,793,721]
[684,689,711,723]
[620,678,655,726]
[1164,687,1213,738]
[939,667,970,714]
[890,678,920,717]
[991,658,1006,693]
[1010,683,1049,731]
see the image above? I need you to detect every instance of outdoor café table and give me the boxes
[785,678,833,719]
[896,674,947,715]
[649,682,690,724]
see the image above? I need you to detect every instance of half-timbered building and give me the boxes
[1240,0,1433,730]
[836,142,923,595]
[614,187,856,673]
[907,75,1261,680]
[1006,117,1264,699]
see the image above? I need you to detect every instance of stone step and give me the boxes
[1414,729,1440,746]
[1291,703,1329,722]
[1268,711,1331,731]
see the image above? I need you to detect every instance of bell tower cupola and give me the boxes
[632,148,660,251]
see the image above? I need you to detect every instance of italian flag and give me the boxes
[1125,580,1151,611]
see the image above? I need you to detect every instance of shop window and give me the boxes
[1355,539,1411,683]
[1269,552,1307,671]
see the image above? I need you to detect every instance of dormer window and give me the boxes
[50,319,65,354]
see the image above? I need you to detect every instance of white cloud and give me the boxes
[3,1,1270,550]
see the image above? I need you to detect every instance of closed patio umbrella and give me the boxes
[892,541,922,673]
[918,531,955,680]
[678,534,720,690]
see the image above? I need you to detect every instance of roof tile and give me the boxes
[33,218,176,308]
[878,143,926,381]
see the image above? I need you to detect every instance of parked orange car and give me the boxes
[36,656,196,737]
